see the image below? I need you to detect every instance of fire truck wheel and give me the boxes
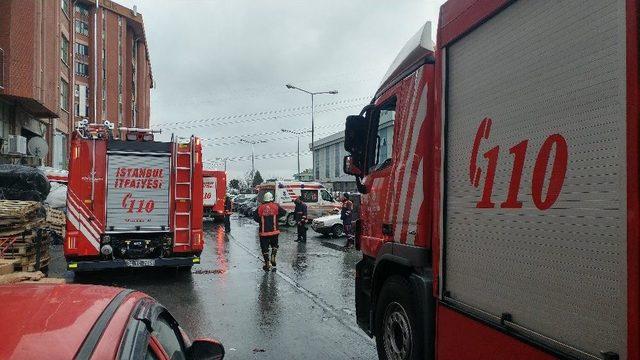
[375,276,423,360]
[331,224,344,238]
[286,214,297,227]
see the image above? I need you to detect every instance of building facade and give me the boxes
[311,113,394,193]
[0,0,152,169]
[293,168,313,182]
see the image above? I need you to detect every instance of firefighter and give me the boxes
[223,195,232,233]
[341,193,354,248]
[293,197,308,242]
[253,192,286,271]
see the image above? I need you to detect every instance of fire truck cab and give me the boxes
[65,122,204,271]
[345,1,639,359]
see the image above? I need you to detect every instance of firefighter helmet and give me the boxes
[263,192,274,202]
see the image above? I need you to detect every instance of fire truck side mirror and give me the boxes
[344,115,367,155]
[344,155,363,177]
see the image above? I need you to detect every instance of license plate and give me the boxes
[125,259,155,267]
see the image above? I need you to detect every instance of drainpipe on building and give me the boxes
[90,0,99,207]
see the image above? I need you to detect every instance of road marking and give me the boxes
[228,236,374,343]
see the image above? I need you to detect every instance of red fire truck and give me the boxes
[203,170,227,220]
[64,122,204,271]
[345,1,639,359]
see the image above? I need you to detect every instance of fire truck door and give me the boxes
[361,97,397,248]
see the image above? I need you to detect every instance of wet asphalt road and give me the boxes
[49,215,376,359]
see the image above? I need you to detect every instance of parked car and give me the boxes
[242,198,258,216]
[231,194,254,211]
[0,284,225,360]
[311,214,344,237]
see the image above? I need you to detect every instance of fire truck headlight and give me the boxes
[101,245,113,256]
[126,132,138,141]
[102,235,110,244]
[143,133,154,141]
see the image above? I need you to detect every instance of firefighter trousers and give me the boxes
[297,223,307,242]
[224,215,231,233]
[259,235,279,254]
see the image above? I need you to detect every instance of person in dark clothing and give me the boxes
[253,192,286,271]
[341,193,354,248]
[293,197,308,242]
[224,195,232,233]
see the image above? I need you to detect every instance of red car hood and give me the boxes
[0,284,124,360]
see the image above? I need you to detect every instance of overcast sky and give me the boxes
[118,0,445,181]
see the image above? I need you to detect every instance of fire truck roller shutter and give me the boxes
[106,153,171,231]
[443,0,627,358]
[203,176,217,207]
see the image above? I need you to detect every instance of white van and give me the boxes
[256,181,340,226]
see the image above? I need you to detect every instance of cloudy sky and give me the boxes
[118,0,445,181]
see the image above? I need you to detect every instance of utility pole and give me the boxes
[281,128,311,178]
[285,84,338,180]
[240,139,266,179]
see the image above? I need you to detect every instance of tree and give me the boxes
[242,170,254,192]
[229,179,240,190]
[252,170,264,187]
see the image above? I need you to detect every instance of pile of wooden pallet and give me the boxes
[0,200,50,272]
[46,207,66,240]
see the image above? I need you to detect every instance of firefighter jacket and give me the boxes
[254,202,286,236]
[294,201,308,222]
[341,200,353,223]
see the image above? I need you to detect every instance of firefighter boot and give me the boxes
[270,248,278,269]
[262,253,271,271]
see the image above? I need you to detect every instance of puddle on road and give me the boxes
[192,269,226,275]
[320,242,350,252]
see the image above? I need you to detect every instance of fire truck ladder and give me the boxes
[173,136,194,246]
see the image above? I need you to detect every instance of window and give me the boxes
[60,79,69,112]
[0,48,4,89]
[371,98,396,170]
[154,314,186,360]
[60,0,69,16]
[53,131,68,170]
[314,150,320,180]
[325,147,330,178]
[75,62,89,77]
[300,189,318,203]
[75,84,89,117]
[74,3,89,17]
[74,42,89,56]
[321,190,333,202]
[60,34,69,64]
[334,144,341,177]
[75,20,89,36]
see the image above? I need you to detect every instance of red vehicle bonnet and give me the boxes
[0,284,125,359]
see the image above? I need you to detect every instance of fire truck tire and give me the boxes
[286,214,297,227]
[375,276,423,360]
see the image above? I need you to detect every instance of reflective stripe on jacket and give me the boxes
[254,202,285,236]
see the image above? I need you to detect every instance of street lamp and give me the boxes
[240,139,266,177]
[281,128,311,177]
[285,84,338,180]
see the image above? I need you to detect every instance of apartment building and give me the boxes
[0,0,153,169]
